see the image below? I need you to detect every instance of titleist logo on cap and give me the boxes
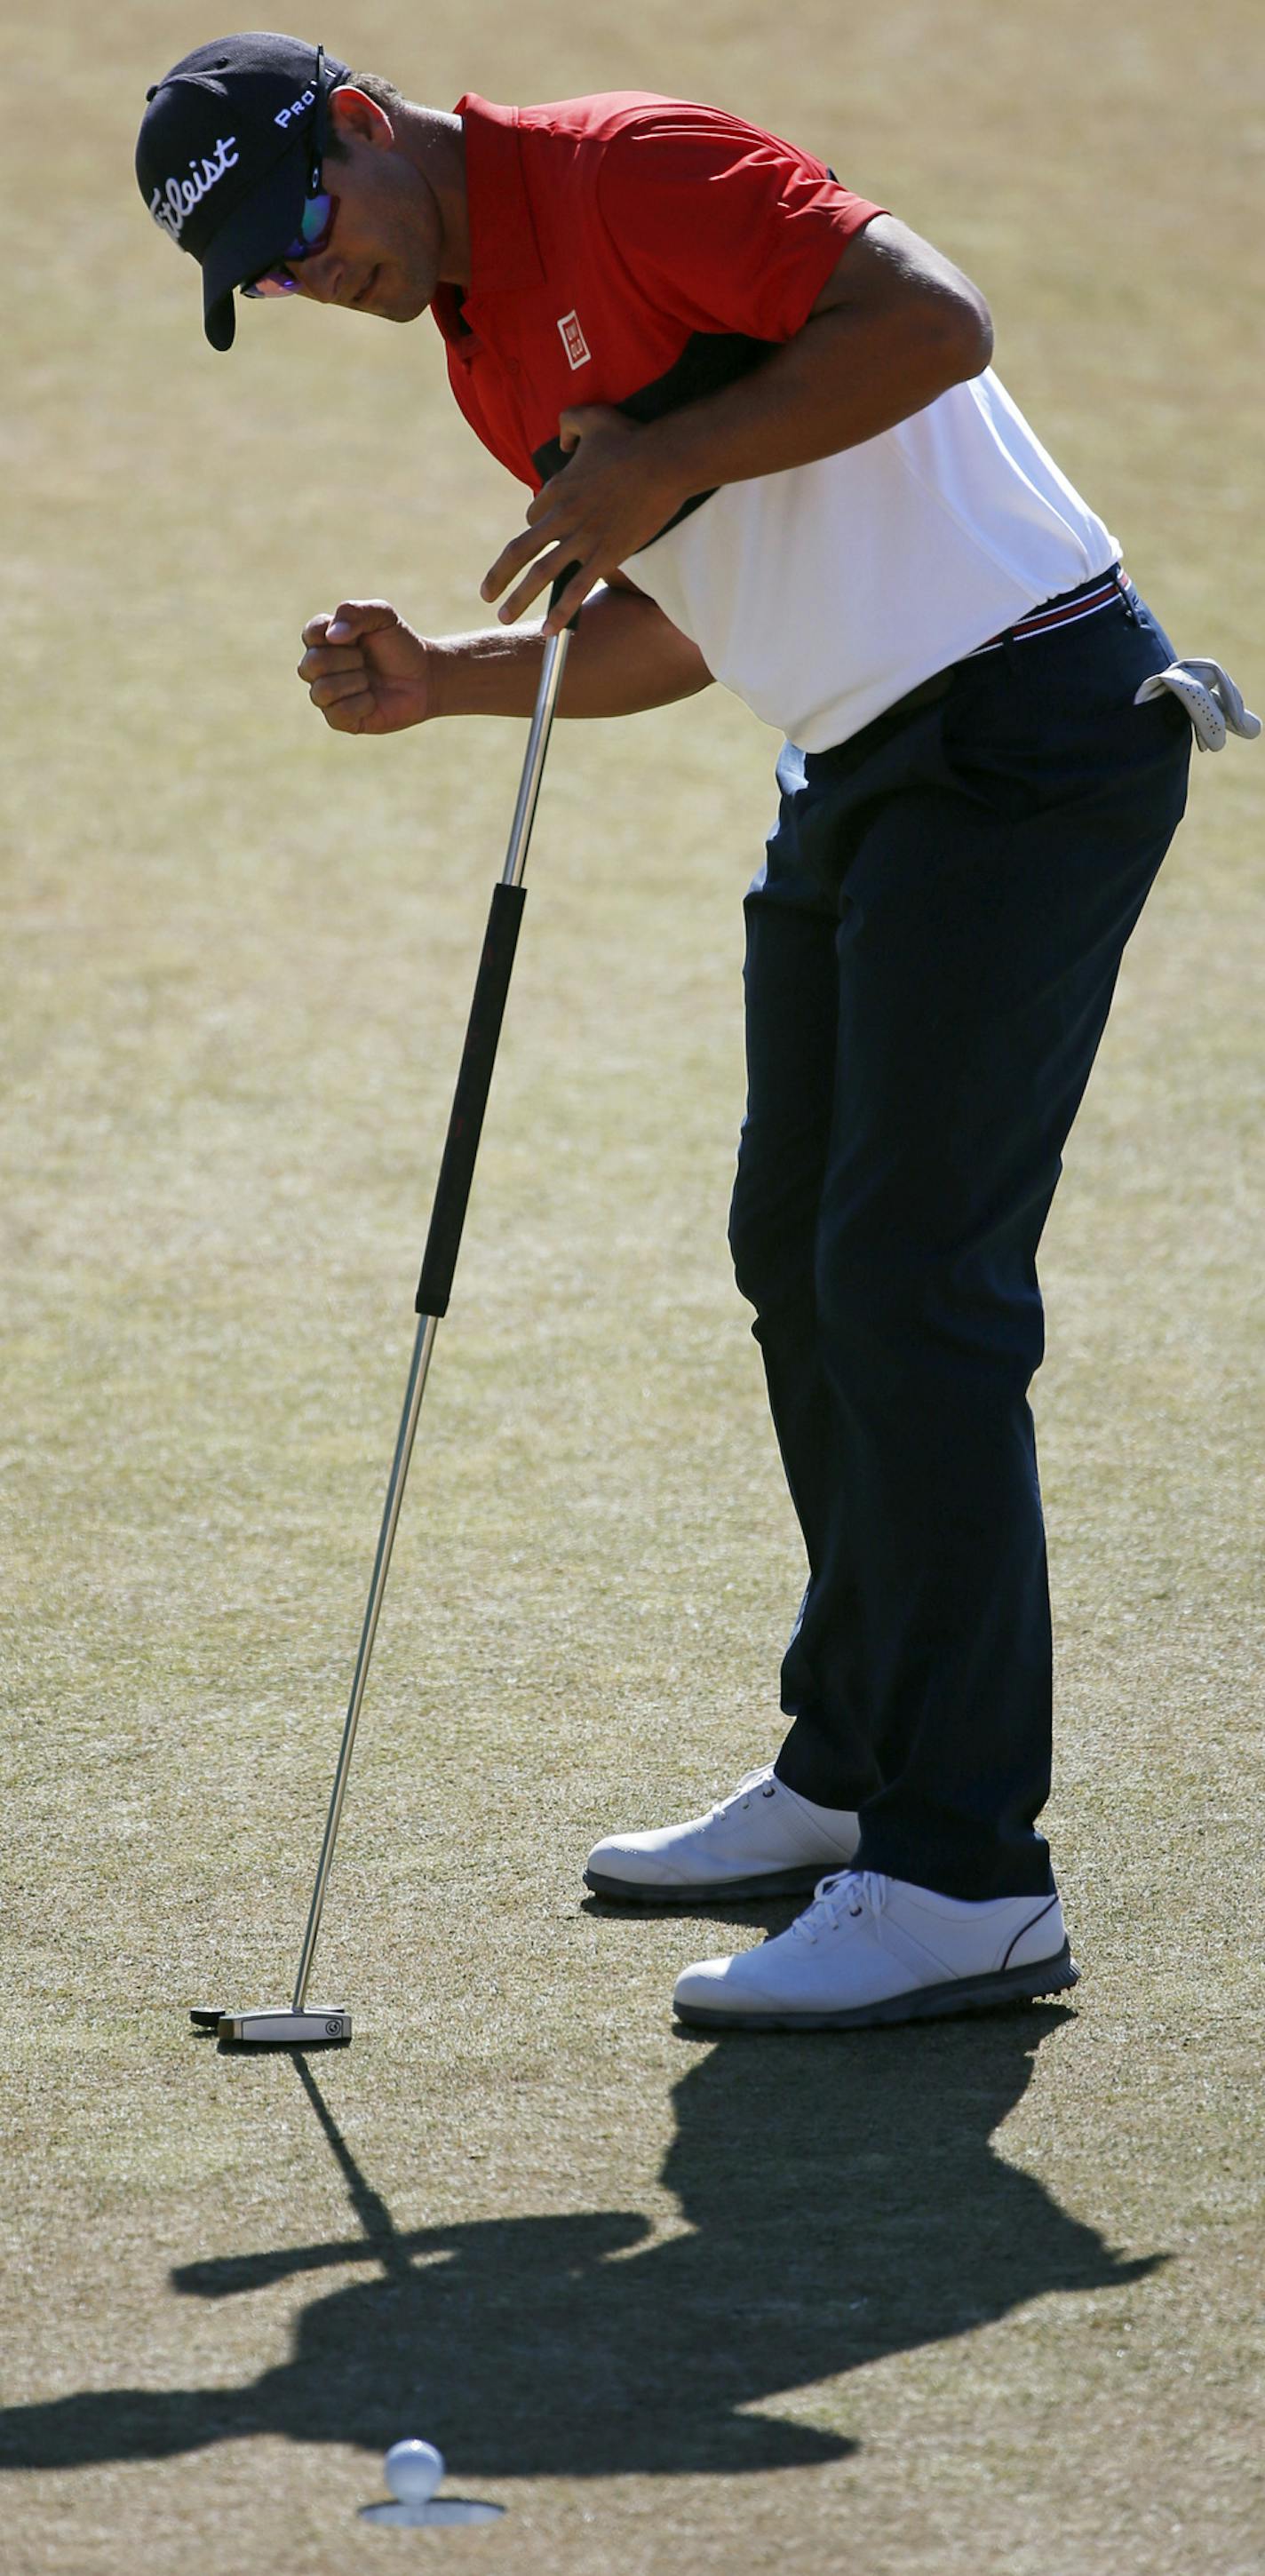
[149,136,239,242]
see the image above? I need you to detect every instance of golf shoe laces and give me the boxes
[790,1869,888,1943]
[706,1767,778,1823]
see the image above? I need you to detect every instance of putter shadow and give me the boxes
[0,2005,1165,2481]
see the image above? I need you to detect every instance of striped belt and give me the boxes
[971,564,1129,656]
[824,565,1135,756]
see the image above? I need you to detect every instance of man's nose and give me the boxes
[298,253,345,304]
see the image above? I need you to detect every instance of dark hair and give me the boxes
[322,67,410,155]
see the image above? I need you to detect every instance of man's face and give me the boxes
[267,90,447,323]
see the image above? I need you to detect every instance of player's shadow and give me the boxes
[0,2005,1161,2478]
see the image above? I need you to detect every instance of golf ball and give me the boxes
[384,2439,445,2505]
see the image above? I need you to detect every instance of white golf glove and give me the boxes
[1134,657,1261,753]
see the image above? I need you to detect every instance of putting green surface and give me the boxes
[3,4,1261,2571]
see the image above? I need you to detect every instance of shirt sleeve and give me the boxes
[593,106,885,343]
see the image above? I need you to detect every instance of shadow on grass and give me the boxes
[0,2007,1161,2478]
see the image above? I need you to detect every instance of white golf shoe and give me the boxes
[584,1766,861,1904]
[672,1869,1078,2028]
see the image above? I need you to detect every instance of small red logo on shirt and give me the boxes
[557,310,591,370]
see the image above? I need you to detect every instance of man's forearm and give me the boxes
[647,292,985,502]
[431,582,712,719]
[640,216,994,509]
[483,215,995,633]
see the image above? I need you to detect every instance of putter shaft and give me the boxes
[291,1312,439,2013]
[291,622,573,2015]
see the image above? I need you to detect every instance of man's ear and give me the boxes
[328,86,394,149]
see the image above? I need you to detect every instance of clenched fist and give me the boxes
[298,600,437,735]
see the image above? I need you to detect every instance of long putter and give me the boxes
[193,578,577,2047]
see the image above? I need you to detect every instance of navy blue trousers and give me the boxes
[731,585,1190,1897]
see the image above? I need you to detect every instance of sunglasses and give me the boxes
[242,189,339,296]
[242,44,338,299]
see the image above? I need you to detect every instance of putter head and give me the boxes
[212,2007,352,2046]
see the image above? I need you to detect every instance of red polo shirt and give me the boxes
[429,91,1118,759]
[431,93,882,490]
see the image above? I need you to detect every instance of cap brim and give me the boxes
[200,139,311,351]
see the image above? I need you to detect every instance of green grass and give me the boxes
[2,4,1262,2571]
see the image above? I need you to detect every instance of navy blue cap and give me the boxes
[136,31,350,351]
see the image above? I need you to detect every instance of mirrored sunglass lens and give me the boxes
[242,270,300,298]
[240,193,337,300]
[296,189,335,249]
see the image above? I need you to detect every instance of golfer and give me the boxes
[137,35,1254,2031]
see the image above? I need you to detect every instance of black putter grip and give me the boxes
[550,563,582,631]
[415,880,527,1318]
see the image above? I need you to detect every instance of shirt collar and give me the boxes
[454,95,545,297]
